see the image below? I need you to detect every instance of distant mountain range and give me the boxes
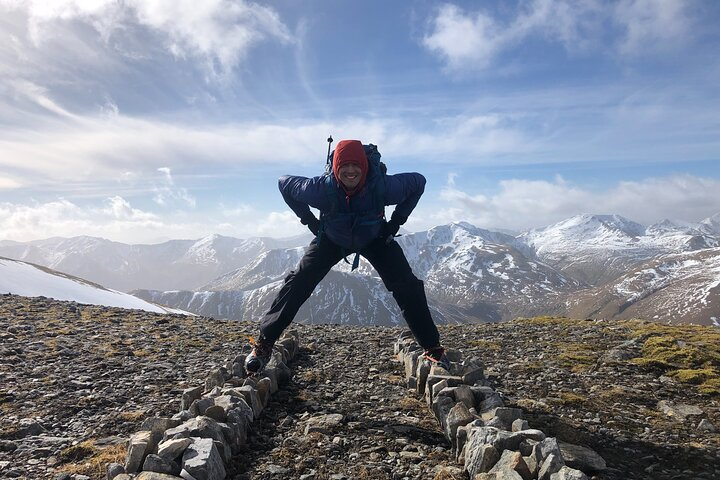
[1,212,719,327]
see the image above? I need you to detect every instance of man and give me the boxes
[245,139,448,374]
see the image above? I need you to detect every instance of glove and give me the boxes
[383,215,406,244]
[302,215,320,236]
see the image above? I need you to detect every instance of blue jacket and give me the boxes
[279,170,426,251]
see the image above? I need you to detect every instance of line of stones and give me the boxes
[394,331,592,480]
[106,330,300,480]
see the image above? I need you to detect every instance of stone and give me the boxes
[405,350,421,379]
[203,405,226,423]
[432,393,456,430]
[256,377,272,407]
[261,367,279,394]
[517,429,546,442]
[191,398,215,417]
[181,387,203,412]
[481,407,524,430]
[539,437,563,464]
[157,438,193,461]
[455,385,477,410]
[136,472,184,480]
[416,358,431,396]
[181,437,226,480]
[465,443,500,478]
[446,402,475,451]
[549,465,589,480]
[274,362,292,386]
[214,394,253,422]
[538,453,564,480]
[205,367,228,391]
[142,454,179,476]
[558,441,606,472]
[304,413,344,435]
[657,400,703,421]
[489,449,532,480]
[163,416,231,464]
[107,463,125,480]
[698,419,717,432]
[140,418,182,435]
[236,386,262,419]
[479,392,504,412]
[462,366,486,386]
[512,419,529,432]
[125,431,155,474]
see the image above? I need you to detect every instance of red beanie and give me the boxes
[332,140,368,195]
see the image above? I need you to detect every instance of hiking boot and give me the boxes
[245,336,274,375]
[423,346,451,371]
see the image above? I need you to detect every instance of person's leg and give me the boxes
[258,237,344,342]
[361,238,441,350]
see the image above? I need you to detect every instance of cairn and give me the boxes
[107,330,300,480]
[395,331,602,480]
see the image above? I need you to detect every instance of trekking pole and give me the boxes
[326,135,333,166]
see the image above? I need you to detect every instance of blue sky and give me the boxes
[1,0,719,243]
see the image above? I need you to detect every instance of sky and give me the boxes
[1,0,719,244]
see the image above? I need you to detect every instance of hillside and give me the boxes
[0,295,717,479]
[565,248,720,326]
[0,257,187,315]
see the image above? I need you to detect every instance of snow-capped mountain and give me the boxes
[397,223,580,321]
[565,247,720,326]
[5,212,720,326]
[0,234,309,292]
[699,213,720,235]
[519,214,717,285]
[135,222,581,325]
[0,257,187,314]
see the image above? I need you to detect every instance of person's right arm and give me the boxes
[278,175,329,231]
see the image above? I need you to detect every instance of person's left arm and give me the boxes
[383,172,426,235]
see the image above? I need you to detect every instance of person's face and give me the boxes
[338,163,363,189]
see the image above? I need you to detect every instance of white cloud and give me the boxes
[3,0,292,77]
[101,196,158,221]
[256,210,306,237]
[0,196,305,243]
[425,173,720,232]
[422,4,504,69]
[153,167,196,208]
[0,176,22,189]
[615,0,692,55]
[422,0,695,71]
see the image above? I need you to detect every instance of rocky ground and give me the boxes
[0,294,718,479]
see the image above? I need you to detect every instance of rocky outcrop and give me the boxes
[395,332,606,480]
[108,331,300,480]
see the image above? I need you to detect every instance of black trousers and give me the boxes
[259,236,441,350]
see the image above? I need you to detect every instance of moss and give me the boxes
[621,319,720,395]
[670,368,718,384]
[698,378,720,396]
[557,392,588,405]
[519,316,579,326]
[554,342,600,372]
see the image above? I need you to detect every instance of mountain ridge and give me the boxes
[2,212,719,326]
